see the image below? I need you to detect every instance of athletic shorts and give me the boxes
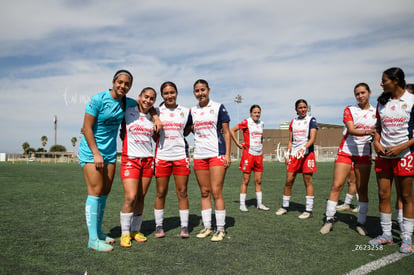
[193,156,225,171]
[375,152,414,176]
[335,151,372,166]
[239,150,263,173]
[120,155,154,179]
[155,157,190,177]
[287,152,317,173]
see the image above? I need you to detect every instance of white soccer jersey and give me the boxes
[156,105,192,161]
[289,114,318,155]
[238,117,264,156]
[191,100,231,159]
[377,91,414,158]
[122,105,154,158]
[338,104,376,157]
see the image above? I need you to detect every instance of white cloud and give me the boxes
[0,0,413,153]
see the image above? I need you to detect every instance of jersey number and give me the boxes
[401,155,413,168]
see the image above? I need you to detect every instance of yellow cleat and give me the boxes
[131,231,147,243]
[120,233,132,248]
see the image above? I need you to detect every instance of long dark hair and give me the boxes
[377,67,406,105]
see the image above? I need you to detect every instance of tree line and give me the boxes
[21,136,79,155]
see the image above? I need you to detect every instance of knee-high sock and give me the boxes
[97,195,108,237]
[179,209,189,228]
[305,196,314,212]
[215,210,226,232]
[282,195,290,208]
[402,217,414,240]
[357,202,368,224]
[325,200,337,221]
[131,214,143,232]
[120,212,133,234]
[380,212,392,236]
[154,209,164,227]
[201,208,212,229]
[395,208,404,234]
[85,195,100,241]
[256,192,263,206]
[240,193,246,206]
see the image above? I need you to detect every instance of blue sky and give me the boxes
[1,0,413,153]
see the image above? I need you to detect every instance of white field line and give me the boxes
[345,251,409,275]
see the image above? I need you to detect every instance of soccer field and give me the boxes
[0,162,412,274]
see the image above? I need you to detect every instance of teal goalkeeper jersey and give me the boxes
[78,89,136,164]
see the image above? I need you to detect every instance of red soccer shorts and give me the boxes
[335,151,372,166]
[375,152,414,176]
[120,155,154,179]
[239,150,263,173]
[193,156,225,171]
[287,152,317,173]
[155,157,190,177]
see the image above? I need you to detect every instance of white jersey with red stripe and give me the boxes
[238,117,264,156]
[122,105,154,158]
[289,114,318,156]
[376,91,414,158]
[156,105,192,161]
[338,104,376,156]
[191,100,231,159]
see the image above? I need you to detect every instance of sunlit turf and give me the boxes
[0,161,411,274]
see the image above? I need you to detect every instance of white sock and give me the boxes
[215,210,226,232]
[344,193,353,205]
[395,208,404,234]
[357,202,368,224]
[201,208,212,229]
[305,196,314,212]
[402,217,414,240]
[240,193,246,206]
[380,212,392,236]
[355,193,359,202]
[256,192,263,206]
[179,209,189,228]
[154,209,164,227]
[120,212,133,234]
[131,214,143,232]
[325,200,337,220]
[282,195,291,208]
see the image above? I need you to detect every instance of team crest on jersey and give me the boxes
[391,105,396,111]
[200,112,204,116]
[180,112,184,117]
[402,103,407,109]
[210,109,215,114]
[140,117,145,121]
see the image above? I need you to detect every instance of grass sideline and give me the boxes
[0,162,412,274]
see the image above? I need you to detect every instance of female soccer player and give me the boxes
[119,87,157,248]
[153,81,193,238]
[230,104,269,212]
[369,67,414,254]
[190,79,231,242]
[320,83,376,235]
[275,99,317,219]
[79,70,136,252]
